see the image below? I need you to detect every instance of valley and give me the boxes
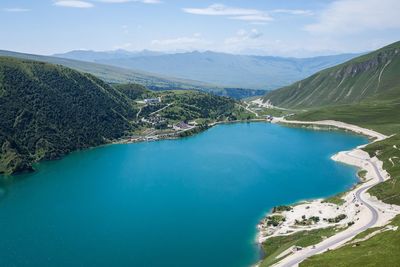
[0,3,399,265]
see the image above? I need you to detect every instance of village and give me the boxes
[116,96,275,144]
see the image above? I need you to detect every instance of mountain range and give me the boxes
[54,50,360,90]
[0,50,265,99]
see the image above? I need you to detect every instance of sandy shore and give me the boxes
[257,118,400,267]
[273,118,387,141]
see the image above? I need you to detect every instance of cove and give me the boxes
[0,122,367,267]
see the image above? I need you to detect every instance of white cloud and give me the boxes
[183,4,272,23]
[305,0,400,35]
[3,8,30,12]
[141,0,161,3]
[272,9,313,16]
[54,1,94,8]
[151,33,212,50]
[225,29,263,45]
[230,15,272,22]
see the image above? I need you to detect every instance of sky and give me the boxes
[0,0,399,57]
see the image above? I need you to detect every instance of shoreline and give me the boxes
[256,118,400,267]
[115,118,268,144]
[4,116,395,266]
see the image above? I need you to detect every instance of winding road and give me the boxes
[241,102,259,117]
[276,152,384,267]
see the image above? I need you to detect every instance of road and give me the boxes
[149,102,174,116]
[241,102,259,117]
[277,152,384,267]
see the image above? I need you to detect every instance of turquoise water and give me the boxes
[0,123,366,267]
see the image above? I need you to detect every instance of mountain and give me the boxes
[0,56,137,175]
[263,41,400,109]
[262,41,400,135]
[53,49,164,62]
[54,50,360,89]
[0,50,263,99]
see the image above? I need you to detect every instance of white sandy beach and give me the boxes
[257,118,400,267]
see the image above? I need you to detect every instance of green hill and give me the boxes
[0,58,251,175]
[0,56,137,175]
[263,41,400,109]
[0,50,264,99]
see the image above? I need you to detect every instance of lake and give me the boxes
[0,122,367,267]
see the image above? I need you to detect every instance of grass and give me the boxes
[363,134,400,205]
[301,215,400,267]
[259,41,400,266]
[260,227,341,267]
[263,41,400,109]
[322,192,346,206]
[290,134,399,267]
[358,170,368,181]
[254,107,293,117]
[290,100,400,136]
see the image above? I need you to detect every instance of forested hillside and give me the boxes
[0,58,251,175]
[0,57,136,175]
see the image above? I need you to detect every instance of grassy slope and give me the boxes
[364,134,400,205]
[290,100,400,135]
[301,215,400,267]
[263,41,400,108]
[260,227,341,266]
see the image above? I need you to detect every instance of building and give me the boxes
[173,121,191,131]
[144,97,161,104]
[265,115,273,121]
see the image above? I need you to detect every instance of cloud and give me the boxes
[305,0,400,35]
[230,15,272,22]
[97,0,161,3]
[54,1,94,8]
[225,29,263,45]
[141,0,161,3]
[3,8,30,12]
[272,9,313,16]
[183,4,272,23]
[151,33,212,50]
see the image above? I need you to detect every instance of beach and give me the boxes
[257,118,400,267]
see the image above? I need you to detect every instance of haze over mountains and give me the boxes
[0,50,267,99]
[54,50,360,90]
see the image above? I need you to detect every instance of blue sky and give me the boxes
[1,0,399,57]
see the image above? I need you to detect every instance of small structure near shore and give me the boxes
[265,115,273,121]
[144,97,161,104]
[173,121,192,131]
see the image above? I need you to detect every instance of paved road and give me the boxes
[277,152,383,267]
